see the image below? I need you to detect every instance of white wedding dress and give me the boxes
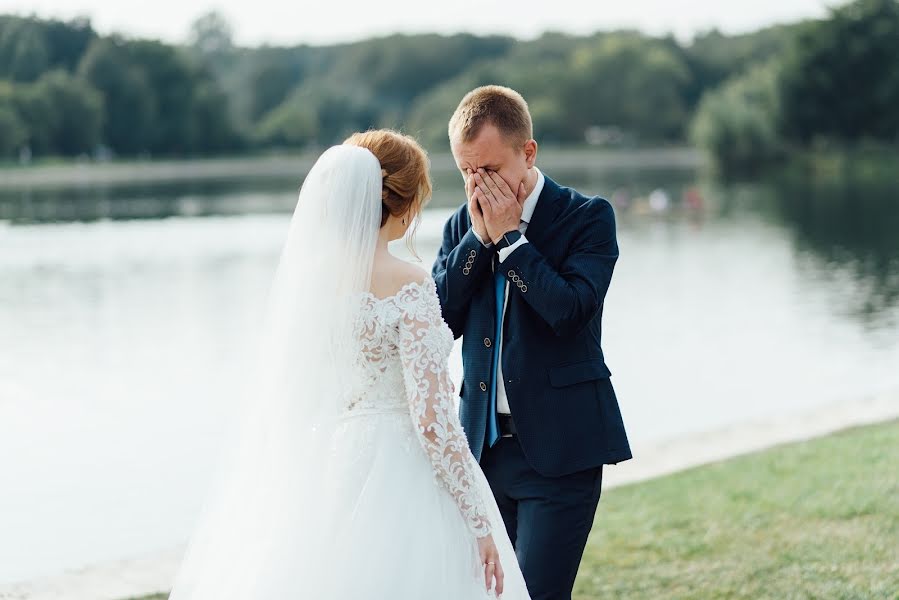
[321,275,530,598]
[167,144,530,600]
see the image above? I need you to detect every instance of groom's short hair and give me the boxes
[449,85,533,148]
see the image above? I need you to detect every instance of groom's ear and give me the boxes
[523,139,538,168]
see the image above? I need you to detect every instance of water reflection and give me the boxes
[0,177,300,223]
[771,172,899,330]
[2,163,898,330]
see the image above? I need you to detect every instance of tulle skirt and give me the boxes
[312,407,531,599]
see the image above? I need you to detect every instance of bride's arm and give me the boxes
[397,280,492,538]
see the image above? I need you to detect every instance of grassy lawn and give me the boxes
[129,420,897,600]
[575,419,899,599]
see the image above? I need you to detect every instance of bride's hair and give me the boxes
[344,129,432,230]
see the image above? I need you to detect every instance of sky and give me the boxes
[0,0,833,46]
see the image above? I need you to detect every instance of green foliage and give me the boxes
[0,18,49,82]
[692,0,899,173]
[0,79,51,153]
[691,62,785,174]
[404,32,691,149]
[564,33,691,141]
[251,33,514,148]
[0,70,102,156]
[780,0,899,144]
[124,40,203,154]
[0,101,27,157]
[254,95,318,147]
[681,24,799,108]
[190,79,243,154]
[78,36,240,156]
[321,34,513,113]
[78,37,155,154]
[245,50,306,123]
[33,70,104,155]
[405,63,519,149]
[0,16,95,81]
[2,2,894,163]
[41,17,95,72]
[405,33,586,149]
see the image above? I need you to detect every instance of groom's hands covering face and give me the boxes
[465,168,490,243]
[473,169,526,244]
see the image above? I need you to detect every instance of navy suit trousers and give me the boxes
[480,435,603,600]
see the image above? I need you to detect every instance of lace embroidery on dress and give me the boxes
[351,276,491,538]
[349,290,406,413]
[395,277,492,538]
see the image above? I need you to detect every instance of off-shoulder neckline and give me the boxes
[361,274,434,303]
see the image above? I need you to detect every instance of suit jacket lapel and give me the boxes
[523,173,563,248]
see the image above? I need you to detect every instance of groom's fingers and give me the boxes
[476,169,501,201]
[465,169,475,200]
[474,171,499,210]
[469,186,481,210]
[469,194,481,216]
[472,188,488,213]
[485,170,514,203]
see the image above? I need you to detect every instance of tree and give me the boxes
[78,37,155,154]
[563,34,691,142]
[780,0,899,144]
[681,24,798,109]
[0,103,27,158]
[189,11,234,58]
[0,19,50,82]
[247,52,305,122]
[42,16,96,72]
[190,79,243,153]
[10,83,56,154]
[123,40,197,153]
[255,96,318,147]
[691,61,785,174]
[33,70,104,155]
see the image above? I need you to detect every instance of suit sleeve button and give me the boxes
[479,381,488,391]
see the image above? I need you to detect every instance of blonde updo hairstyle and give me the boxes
[344,129,432,257]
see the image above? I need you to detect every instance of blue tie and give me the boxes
[487,256,504,448]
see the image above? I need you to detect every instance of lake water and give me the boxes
[1,159,898,584]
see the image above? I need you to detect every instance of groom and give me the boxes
[432,85,631,600]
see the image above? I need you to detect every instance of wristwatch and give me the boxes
[495,230,523,250]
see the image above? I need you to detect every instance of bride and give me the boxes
[167,130,531,599]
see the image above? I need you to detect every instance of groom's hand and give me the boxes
[465,169,490,243]
[473,169,525,244]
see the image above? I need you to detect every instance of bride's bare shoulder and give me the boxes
[369,259,430,299]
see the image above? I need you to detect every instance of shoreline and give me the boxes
[1,388,896,600]
[0,148,703,190]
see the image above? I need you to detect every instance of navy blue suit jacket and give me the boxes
[432,173,632,477]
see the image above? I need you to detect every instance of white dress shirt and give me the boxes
[472,167,545,416]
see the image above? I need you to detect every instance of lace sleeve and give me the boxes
[396,278,492,538]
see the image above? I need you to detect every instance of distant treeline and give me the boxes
[0,0,896,172]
